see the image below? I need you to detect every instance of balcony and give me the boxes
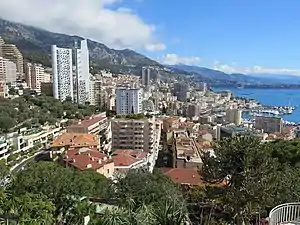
[269,203,300,225]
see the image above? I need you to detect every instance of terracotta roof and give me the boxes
[52,133,97,148]
[198,130,211,135]
[64,148,113,170]
[112,150,148,167]
[69,116,106,129]
[164,117,179,123]
[162,168,203,186]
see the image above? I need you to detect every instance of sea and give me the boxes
[213,88,300,123]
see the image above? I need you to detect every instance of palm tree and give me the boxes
[151,201,186,225]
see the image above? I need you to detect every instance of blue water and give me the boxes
[213,88,300,123]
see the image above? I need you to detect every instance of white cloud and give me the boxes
[146,43,166,51]
[213,61,300,75]
[159,54,201,65]
[0,0,165,51]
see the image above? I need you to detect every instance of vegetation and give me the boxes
[191,136,300,225]
[0,162,186,224]
[0,95,102,133]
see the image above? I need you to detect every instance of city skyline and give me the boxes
[2,1,300,75]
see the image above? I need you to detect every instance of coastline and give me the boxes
[213,87,300,123]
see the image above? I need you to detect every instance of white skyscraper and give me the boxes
[141,67,151,87]
[52,45,73,101]
[76,40,90,104]
[116,87,143,114]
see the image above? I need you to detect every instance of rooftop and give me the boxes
[64,148,113,171]
[112,149,148,167]
[68,115,106,129]
[162,168,203,186]
[52,133,98,148]
[175,137,202,164]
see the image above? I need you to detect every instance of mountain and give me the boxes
[0,18,163,75]
[168,64,300,85]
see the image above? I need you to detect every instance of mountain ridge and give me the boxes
[0,18,162,75]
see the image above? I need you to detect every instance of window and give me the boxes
[107,169,110,174]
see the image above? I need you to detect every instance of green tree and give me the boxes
[0,117,15,132]
[4,193,55,225]
[115,169,185,210]
[9,162,111,222]
[202,136,279,224]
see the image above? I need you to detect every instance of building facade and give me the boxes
[255,116,283,133]
[1,44,23,76]
[52,45,74,101]
[225,109,242,125]
[141,67,151,87]
[116,87,143,114]
[111,116,161,152]
[76,40,90,104]
[24,63,46,92]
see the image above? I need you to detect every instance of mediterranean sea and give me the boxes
[213,88,300,123]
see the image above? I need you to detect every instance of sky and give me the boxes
[1,0,300,75]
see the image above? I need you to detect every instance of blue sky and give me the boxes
[117,0,300,74]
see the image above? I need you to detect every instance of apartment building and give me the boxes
[24,63,47,92]
[112,149,149,174]
[255,116,283,133]
[1,44,24,76]
[52,45,73,101]
[66,113,111,153]
[116,87,143,114]
[111,116,161,153]
[64,148,114,178]
[75,40,90,104]
[226,109,242,125]
[172,137,203,169]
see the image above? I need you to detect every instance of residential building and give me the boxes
[0,37,4,56]
[254,116,283,133]
[172,137,203,169]
[66,113,108,135]
[141,67,151,87]
[0,57,7,97]
[24,63,46,92]
[64,147,114,178]
[225,109,242,125]
[162,117,180,132]
[51,133,99,158]
[116,87,143,114]
[173,83,189,101]
[111,116,161,153]
[75,40,90,104]
[1,44,24,76]
[162,168,203,186]
[112,149,149,174]
[51,45,73,101]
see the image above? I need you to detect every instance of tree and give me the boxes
[0,117,15,132]
[202,136,279,224]
[8,162,112,223]
[2,193,55,225]
[115,169,185,210]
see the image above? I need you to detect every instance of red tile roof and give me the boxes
[52,133,98,148]
[70,115,106,129]
[112,150,148,167]
[64,148,113,170]
[162,168,203,186]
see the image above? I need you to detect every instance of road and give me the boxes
[11,150,48,173]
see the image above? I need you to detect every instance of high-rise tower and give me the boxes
[75,40,90,104]
[51,45,73,101]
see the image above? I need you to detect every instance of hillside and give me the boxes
[168,64,300,86]
[0,18,163,75]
